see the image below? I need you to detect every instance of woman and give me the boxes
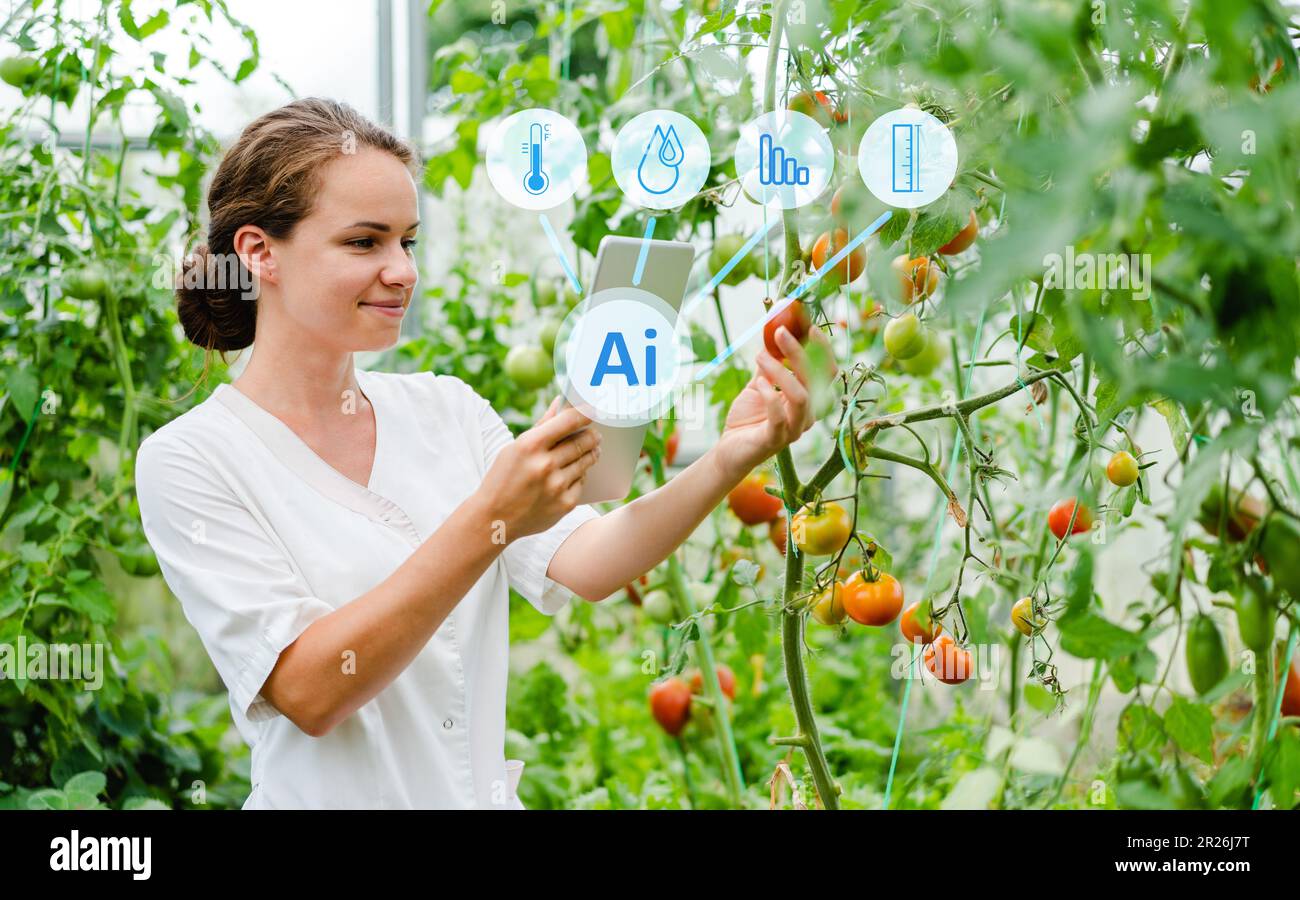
[136,98,829,809]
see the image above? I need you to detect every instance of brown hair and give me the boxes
[177,97,418,359]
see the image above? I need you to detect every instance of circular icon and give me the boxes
[856,108,958,209]
[554,288,692,427]
[734,110,834,209]
[485,109,587,210]
[611,111,711,210]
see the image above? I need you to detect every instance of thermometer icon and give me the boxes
[523,123,551,195]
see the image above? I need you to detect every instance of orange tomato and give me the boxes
[791,502,853,556]
[900,600,942,644]
[762,299,812,362]
[892,254,941,303]
[727,471,783,525]
[842,570,904,626]
[787,90,834,127]
[690,664,737,701]
[811,229,866,285]
[1279,651,1300,720]
[924,634,974,685]
[937,210,978,255]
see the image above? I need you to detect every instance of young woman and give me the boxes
[136,97,830,809]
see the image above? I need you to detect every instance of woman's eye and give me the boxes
[347,238,375,249]
[402,238,418,252]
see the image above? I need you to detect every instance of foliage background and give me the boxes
[2,0,1298,809]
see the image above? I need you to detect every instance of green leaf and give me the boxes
[450,70,487,94]
[62,771,107,797]
[1263,727,1300,808]
[1058,611,1146,660]
[4,367,40,423]
[1163,696,1214,763]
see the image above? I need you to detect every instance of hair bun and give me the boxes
[175,243,257,352]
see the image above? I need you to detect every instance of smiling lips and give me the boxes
[360,299,405,318]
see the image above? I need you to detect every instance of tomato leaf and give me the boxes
[1163,696,1214,764]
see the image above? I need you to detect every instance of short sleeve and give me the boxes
[134,433,335,723]
[467,380,601,616]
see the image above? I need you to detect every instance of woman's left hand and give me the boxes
[713,324,836,480]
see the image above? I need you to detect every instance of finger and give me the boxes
[552,426,602,467]
[529,405,594,447]
[774,326,810,385]
[754,374,787,440]
[757,351,808,407]
[538,396,562,424]
[559,445,600,486]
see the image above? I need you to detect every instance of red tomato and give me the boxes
[788,90,834,127]
[690,664,737,701]
[937,210,978,255]
[664,430,680,466]
[1280,652,1300,720]
[770,514,788,556]
[650,678,692,736]
[727,471,784,525]
[924,634,974,685]
[762,300,812,362]
[900,600,942,644]
[842,570,904,626]
[1048,498,1094,540]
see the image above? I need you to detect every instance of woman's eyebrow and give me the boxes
[344,220,421,232]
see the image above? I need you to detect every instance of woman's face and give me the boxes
[263,147,420,353]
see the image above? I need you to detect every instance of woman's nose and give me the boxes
[381,244,418,290]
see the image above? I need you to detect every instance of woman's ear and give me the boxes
[233,224,276,288]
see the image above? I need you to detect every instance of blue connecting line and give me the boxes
[691,211,893,382]
[680,219,783,318]
[538,213,583,295]
[632,217,656,286]
[790,210,893,300]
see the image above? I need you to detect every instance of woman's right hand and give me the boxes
[477,397,602,542]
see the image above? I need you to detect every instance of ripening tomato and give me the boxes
[690,664,737,701]
[727,471,783,525]
[770,515,788,556]
[842,570,904,626]
[1106,450,1139,487]
[787,90,834,127]
[762,300,812,362]
[650,678,692,736]
[900,600,942,644]
[1047,498,1093,540]
[810,581,847,626]
[924,634,974,685]
[1196,485,1264,544]
[937,210,979,255]
[792,502,853,556]
[892,254,940,303]
[810,228,866,285]
[1011,596,1044,637]
[1279,651,1300,719]
[831,183,870,223]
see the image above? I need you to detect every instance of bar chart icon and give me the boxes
[757,133,810,187]
[891,123,922,193]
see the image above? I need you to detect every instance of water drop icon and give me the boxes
[637,123,684,196]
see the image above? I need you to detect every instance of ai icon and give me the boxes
[592,329,659,387]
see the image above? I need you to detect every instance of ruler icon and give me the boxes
[891,123,922,193]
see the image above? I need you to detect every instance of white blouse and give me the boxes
[134,367,601,809]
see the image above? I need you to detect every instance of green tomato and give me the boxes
[64,263,109,300]
[534,278,559,308]
[642,590,675,625]
[1186,614,1228,696]
[883,313,927,360]
[504,344,553,391]
[539,319,562,357]
[1235,588,1275,654]
[897,329,946,376]
[0,56,39,88]
[119,542,160,578]
[709,233,751,286]
[1260,513,1300,600]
